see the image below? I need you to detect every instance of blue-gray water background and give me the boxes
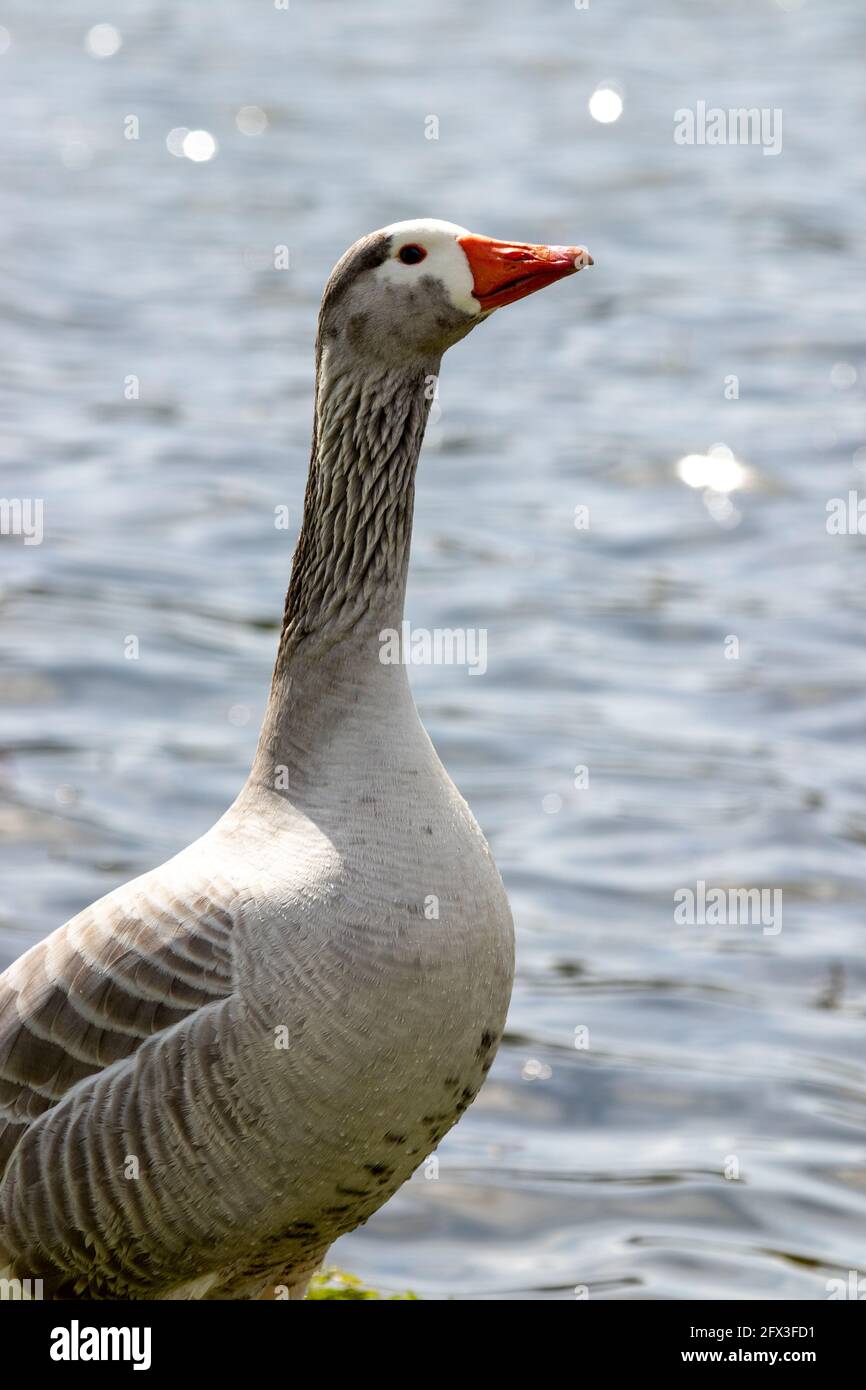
[2,0,865,1299]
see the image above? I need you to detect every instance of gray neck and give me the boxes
[251,344,437,791]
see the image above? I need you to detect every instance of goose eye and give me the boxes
[398,244,427,265]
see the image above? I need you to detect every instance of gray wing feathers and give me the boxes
[0,858,241,1292]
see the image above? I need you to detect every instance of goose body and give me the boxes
[0,219,591,1298]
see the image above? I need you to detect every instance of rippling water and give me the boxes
[2,0,865,1300]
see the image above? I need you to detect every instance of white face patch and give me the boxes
[375,218,480,316]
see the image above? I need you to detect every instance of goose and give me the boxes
[0,219,592,1299]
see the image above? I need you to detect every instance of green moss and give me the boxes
[306,1267,419,1300]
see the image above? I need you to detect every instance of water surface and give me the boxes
[1,0,865,1299]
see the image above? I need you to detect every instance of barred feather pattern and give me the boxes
[0,856,244,1295]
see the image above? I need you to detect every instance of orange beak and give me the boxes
[458,234,593,311]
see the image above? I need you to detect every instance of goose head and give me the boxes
[318,217,593,369]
